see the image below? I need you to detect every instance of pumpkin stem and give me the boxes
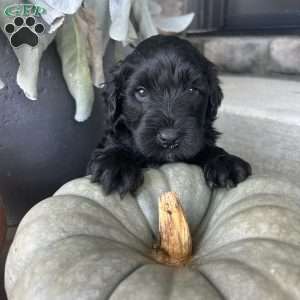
[153,192,192,266]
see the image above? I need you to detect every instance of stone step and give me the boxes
[189,36,300,76]
[216,75,300,185]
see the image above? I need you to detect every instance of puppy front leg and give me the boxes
[87,146,144,197]
[195,146,252,189]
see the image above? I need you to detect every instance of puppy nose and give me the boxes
[157,129,179,148]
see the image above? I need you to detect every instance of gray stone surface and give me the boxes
[190,36,300,76]
[204,38,269,73]
[157,0,186,16]
[269,38,300,74]
[216,75,300,185]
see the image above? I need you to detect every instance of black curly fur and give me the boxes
[87,35,251,196]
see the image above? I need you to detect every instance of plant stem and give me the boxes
[153,192,192,266]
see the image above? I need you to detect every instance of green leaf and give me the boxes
[29,0,84,32]
[132,0,158,40]
[109,0,138,44]
[56,15,94,122]
[81,0,111,87]
[34,0,83,14]
[153,13,195,34]
[14,33,55,100]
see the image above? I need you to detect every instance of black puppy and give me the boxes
[88,35,251,196]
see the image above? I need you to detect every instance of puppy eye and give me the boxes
[188,87,198,94]
[135,87,148,100]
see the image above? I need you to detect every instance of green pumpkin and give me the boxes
[5,163,300,299]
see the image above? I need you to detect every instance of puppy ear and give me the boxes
[206,61,223,119]
[101,63,122,129]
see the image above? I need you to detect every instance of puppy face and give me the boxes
[105,35,223,163]
[122,57,209,162]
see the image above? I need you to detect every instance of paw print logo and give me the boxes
[4,16,44,48]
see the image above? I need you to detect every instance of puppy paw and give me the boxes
[88,148,144,197]
[204,154,252,189]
